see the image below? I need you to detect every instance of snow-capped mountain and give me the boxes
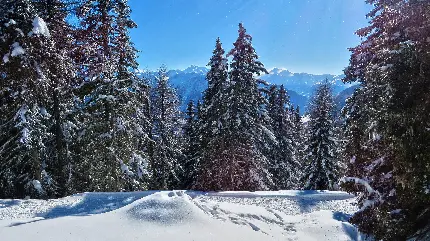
[261,68,354,97]
[334,84,360,114]
[139,66,355,114]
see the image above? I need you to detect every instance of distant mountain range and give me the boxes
[138,66,358,115]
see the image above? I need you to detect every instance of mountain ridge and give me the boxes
[138,66,356,114]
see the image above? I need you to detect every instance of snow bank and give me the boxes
[0,190,365,241]
[124,191,205,224]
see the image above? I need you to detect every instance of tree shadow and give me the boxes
[332,211,351,222]
[291,190,353,213]
[341,222,360,241]
[0,200,21,209]
[7,191,160,227]
[334,213,372,241]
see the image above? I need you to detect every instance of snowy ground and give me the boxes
[0,190,368,240]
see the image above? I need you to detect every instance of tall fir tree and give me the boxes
[302,80,340,190]
[72,0,149,192]
[30,0,77,197]
[199,37,229,145]
[180,100,199,189]
[150,66,183,190]
[267,85,301,189]
[196,37,231,190]
[0,0,73,198]
[220,23,271,190]
[341,0,430,239]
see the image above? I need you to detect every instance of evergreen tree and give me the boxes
[267,85,301,189]
[30,0,77,197]
[196,37,230,190]
[0,0,63,198]
[341,1,430,239]
[302,80,340,190]
[220,23,271,190]
[292,105,305,175]
[150,66,182,190]
[72,0,149,192]
[199,37,229,144]
[180,100,199,189]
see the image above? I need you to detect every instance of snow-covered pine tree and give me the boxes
[253,81,278,191]
[267,85,301,189]
[180,100,199,189]
[341,0,430,239]
[112,0,150,191]
[292,105,305,179]
[199,37,229,146]
[29,0,78,197]
[149,66,183,190]
[0,0,68,198]
[222,23,271,190]
[302,80,340,190]
[196,37,231,190]
[72,0,149,192]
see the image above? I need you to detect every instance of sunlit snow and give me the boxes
[0,190,367,241]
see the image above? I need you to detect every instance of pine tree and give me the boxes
[0,0,67,198]
[341,1,430,239]
[302,80,340,190]
[199,37,229,144]
[219,23,271,190]
[29,0,78,197]
[149,66,183,190]
[267,85,301,189]
[72,0,149,192]
[180,100,199,189]
[292,105,305,177]
[196,37,230,190]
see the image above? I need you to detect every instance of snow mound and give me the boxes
[124,191,204,225]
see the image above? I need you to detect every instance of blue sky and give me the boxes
[128,0,371,75]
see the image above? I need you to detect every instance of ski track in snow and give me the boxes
[190,192,359,240]
[0,190,365,241]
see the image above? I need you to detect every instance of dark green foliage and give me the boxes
[341,0,430,239]
[179,100,200,189]
[71,0,150,192]
[197,37,230,190]
[198,24,273,191]
[149,66,183,190]
[267,85,301,189]
[0,0,74,198]
[302,80,340,190]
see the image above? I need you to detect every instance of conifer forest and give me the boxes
[0,0,429,240]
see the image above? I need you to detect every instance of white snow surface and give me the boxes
[0,190,368,241]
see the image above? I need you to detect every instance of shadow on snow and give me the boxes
[7,191,160,227]
[0,200,21,209]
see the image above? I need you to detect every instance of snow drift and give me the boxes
[0,190,367,241]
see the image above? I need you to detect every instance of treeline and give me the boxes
[0,0,343,199]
